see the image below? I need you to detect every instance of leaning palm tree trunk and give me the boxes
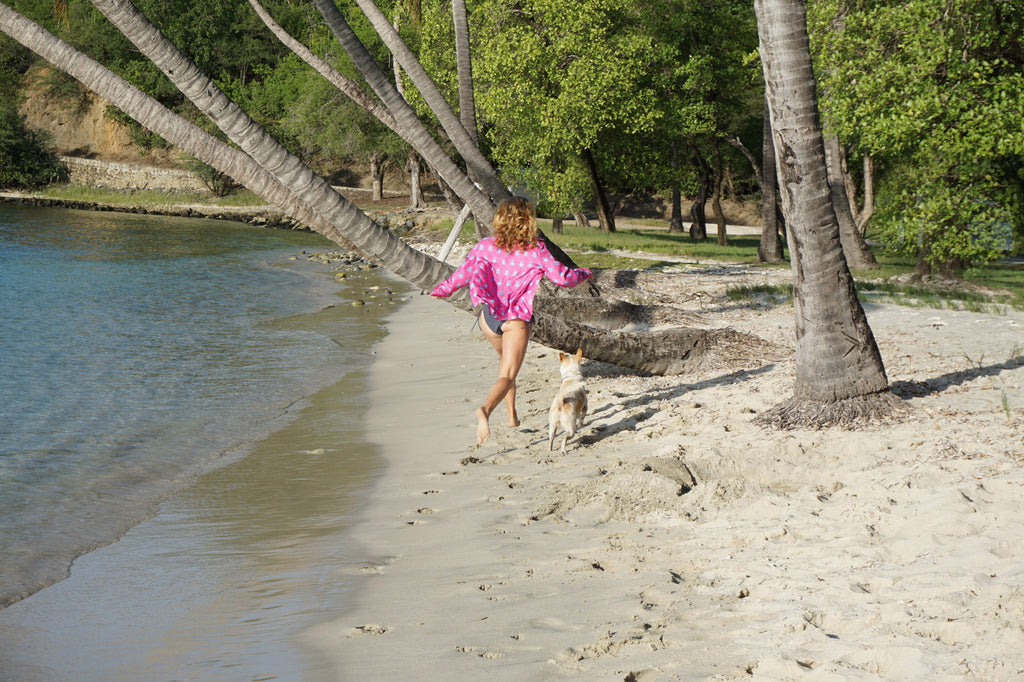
[86,0,454,291]
[245,0,402,138]
[246,0,497,239]
[754,0,900,427]
[309,0,507,222]
[349,0,505,203]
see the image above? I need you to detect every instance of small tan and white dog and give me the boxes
[548,348,588,452]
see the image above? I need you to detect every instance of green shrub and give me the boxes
[0,103,67,189]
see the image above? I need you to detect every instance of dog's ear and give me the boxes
[574,348,583,361]
[558,352,567,361]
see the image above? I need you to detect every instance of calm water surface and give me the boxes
[0,204,390,610]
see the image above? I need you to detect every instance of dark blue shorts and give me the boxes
[482,307,532,335]
[482,306,504,335]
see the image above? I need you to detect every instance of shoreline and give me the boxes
[306,278,1024,679]
[0,250,410,679]
[0,189,297,226]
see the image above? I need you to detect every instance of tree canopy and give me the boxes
[4,0,1023,268]
[809,0,1024,273]
[470,0,661,219]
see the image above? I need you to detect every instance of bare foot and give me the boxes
[508,412,520,428]
[476,406,490,444]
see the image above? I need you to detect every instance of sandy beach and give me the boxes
[309,260,1024,680]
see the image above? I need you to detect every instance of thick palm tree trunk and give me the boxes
[754,0,899,427]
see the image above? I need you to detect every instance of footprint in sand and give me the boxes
[359,557,396,575]
[456,646,504,659]
[348,624,390,637]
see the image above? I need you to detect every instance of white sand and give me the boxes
[306,277,1024,680]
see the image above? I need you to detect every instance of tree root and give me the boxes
[754,389,909,430]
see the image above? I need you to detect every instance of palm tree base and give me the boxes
[755,390,908,430]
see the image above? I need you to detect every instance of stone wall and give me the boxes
[61,156,207,193]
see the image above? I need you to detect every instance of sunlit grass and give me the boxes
[725,283,793,304]
[539,221,774,265]
[856,280,1023,313]
[34,184,269,207]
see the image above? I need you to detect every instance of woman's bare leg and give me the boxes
[480,313,521,428]
[477,319,530,444]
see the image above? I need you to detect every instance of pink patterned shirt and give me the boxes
[431,237,591,321]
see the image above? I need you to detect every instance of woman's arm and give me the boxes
[430,247,481,297]
[537,240,591,287]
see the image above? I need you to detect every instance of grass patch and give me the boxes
[856,281,1023,313]
[539,220,780,265]
[207,189,268,207]
[962,263,1024,310]
[571,253,678,270]
[726,283,794,305]
[725,278,1024,313]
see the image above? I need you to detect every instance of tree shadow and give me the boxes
[574,364,776,447]
[890,357,1024,398]
[636,232,764,252]
[613,270,639,288]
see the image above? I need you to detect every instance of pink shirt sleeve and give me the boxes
[536,240,591,287]
[430,243,482,298]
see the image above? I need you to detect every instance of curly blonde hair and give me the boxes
[492,197,539,252]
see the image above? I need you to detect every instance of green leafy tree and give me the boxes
[809,0,1024,274]
[602,0,760,240]
[472,0,662,230]
[284,69,407,195]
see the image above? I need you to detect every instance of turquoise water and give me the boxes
[0,204,382,608]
